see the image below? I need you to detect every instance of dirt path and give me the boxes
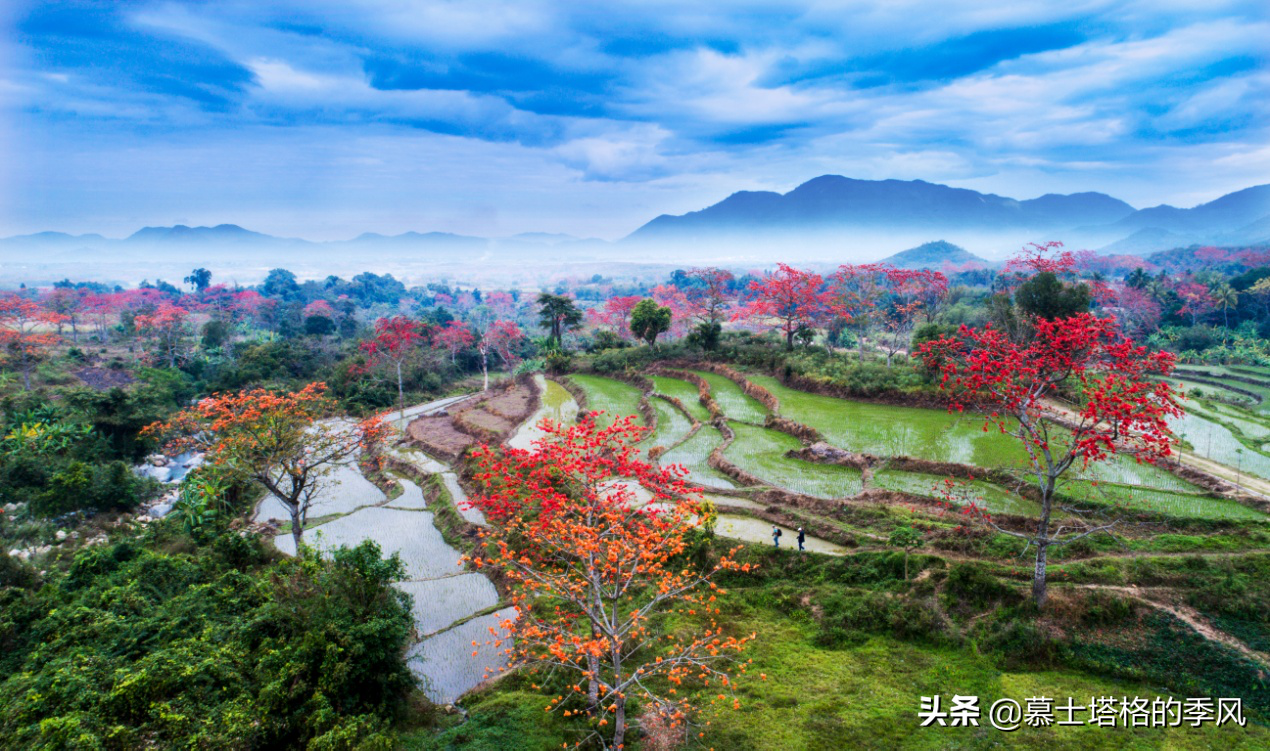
[1073,584,1270,669]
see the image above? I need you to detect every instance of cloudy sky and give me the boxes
[1,0,1267,240]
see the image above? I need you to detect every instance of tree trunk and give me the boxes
[396,360,405,422]
[785,328,794,350]
[21,364,31,391]
[289,501,304,552]
[481,347,489,391]
[613,695,627,749]
[1032,542,1049,609]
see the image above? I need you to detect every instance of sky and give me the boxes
[1,0,1267,241]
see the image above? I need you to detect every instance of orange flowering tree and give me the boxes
[144,382,389,549]
[465,416,756,749]
[133,302,191,368]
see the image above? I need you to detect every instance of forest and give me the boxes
[2,241,1270,749]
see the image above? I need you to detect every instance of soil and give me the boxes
[408,414,476,460]
[74,367,136,390]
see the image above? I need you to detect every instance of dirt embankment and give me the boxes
[406,375,538,460]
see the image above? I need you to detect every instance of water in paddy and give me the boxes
[1060,479,1266,521]
[724,421,864,498]
[715,514,848,555]
[1169,410,1270,483]
[690,370,769,423]
[658,425,737,489]
[652,376,712,423]
[507,374,579,450]
[647,397,693,451]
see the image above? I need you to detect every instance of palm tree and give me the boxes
[536,293,582,347]
[1125,267,1149,289]
[1212,284,1238,330]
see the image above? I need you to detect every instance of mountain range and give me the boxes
[3,176,1268,284]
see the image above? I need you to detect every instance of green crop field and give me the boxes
[724,421,864,498]
[651,375,712,422]
[567,374,645,429]
[658,425,737,489]
[748,373,1031,467]
[647,396,693,450]
[1059,479,1267,521]
[872,469,1040,516]
[691,370,769,422]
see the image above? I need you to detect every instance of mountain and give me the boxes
[125,224,291,245]
[341,231,487,248]
[626,176,1136,241]
[880,241,988,269]
[1100,184,1270,235]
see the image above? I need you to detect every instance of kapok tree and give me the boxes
[476,320,523,391]
[133,303,191,368]
[918,313,1182,608]
[434,319,476,364]
[360,316,430,421]
[740,263,835,350]
[145,382,388,550]
[830,263,892,360]
[0,294,57,390]
[465,417,755,749]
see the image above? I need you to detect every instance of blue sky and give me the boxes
[1,0,1267,240]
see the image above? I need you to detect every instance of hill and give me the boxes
[879,240,988,269]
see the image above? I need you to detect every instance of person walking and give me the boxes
[772,525,781,548]
[797,527,806,552]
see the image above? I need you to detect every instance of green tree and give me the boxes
[888,525,924,581]
[629,298,672,347]
[1015,271,1091,320]
[184,267,212,292]
[536,293,582,347]
[1212,283,1238,330]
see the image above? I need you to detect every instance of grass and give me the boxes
[690,369,769,423]
[651,375,712,423]
[658,425,737,489]
[724,421,864,498]
[872,469,1040,516]
[568,374,645,429]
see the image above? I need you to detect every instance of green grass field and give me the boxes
[691,370,769,423]
[651,375,712,422]
[725,421,864,498]
[567,374,645,429]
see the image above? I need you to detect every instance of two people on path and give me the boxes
[772,525,807,552]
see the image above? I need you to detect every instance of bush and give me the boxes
[0,537,414,748]
[30,460,154,517]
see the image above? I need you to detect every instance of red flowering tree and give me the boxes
[588,295,642,339]
[360,316,430,420]
[476,320,523,390]
[919,314,1182,607]
[134,303,191,368]
[739,263,835,350]
[465,417,755,749]
[434,319,476,364]
[683,267,736,328]
[43,287,85,342]
[145,383,388,550]
[0,294,58,390]
[830,263,892,359]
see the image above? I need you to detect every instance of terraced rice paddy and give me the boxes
[506,375,579,450]
[748,373,1028,467]
[406,606,519,704]
[690,370,769,423]
[274,505,461,580]
[715,514,848,555]
[871,469,1039,516]
[651,375,712,422]
[568,374,645,428]
[647,397,693,451]
[396,574,502,636]
[1171,411,1270,483]
[724,421,863,498]
[1060,480,1267,521]
[658,425,737,489]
